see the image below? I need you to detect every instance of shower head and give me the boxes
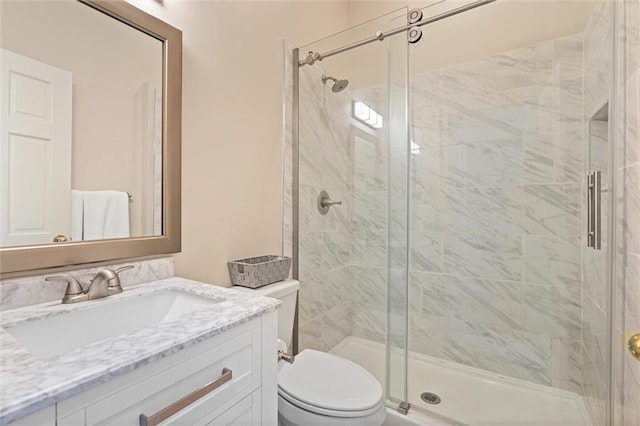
[322,74,349,93]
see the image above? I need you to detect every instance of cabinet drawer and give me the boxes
[57,409,85,426]
[154,387,261,426]
[204,389,261,426]
[57,321,262,426]
[74,328,257,425]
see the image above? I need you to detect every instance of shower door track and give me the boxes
[297,0,496,67]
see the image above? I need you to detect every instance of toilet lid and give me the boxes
[278,349,383,412]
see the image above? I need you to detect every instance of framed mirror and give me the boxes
[0,0,182,274]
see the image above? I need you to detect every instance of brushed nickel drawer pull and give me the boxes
[139,368,232,426]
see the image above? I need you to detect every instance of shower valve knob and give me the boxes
[317,190,342,215]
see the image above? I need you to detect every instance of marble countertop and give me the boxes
[0,277,280,424]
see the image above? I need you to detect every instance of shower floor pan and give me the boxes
[330,337,591,426]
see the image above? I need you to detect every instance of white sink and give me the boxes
[4,289,222,358]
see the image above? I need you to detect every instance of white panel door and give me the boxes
[0,49,72,246]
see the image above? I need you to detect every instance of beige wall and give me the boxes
[126,0,595,286]
[128,1,351,285]
[342,0,595,89]
[1,1,162,238]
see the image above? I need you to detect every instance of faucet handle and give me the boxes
[45,276,84,296]
[114,265,134,275]
[107,265,134,293]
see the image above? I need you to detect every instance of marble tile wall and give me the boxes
[297,62,354,352]
[295,33,587,392]
[582,1,612,424]
[350,120,389,345]
[412,35,583,391]
[0,257,174,311]
[296,61,401,352]
[351,35,585,391]
[350,79,415,348]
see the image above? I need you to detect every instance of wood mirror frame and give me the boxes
[0,0,182,274]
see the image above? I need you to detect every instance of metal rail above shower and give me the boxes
[298,0,496,67]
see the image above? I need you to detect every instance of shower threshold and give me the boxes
[330,337,591,426]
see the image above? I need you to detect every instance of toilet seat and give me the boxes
[278,392,387,426]
[278,388,383,418]
[277,349,384,418]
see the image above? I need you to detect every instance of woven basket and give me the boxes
[228,255,292,289]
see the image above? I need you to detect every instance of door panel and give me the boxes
[1,48,72,246]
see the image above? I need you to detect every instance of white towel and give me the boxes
[71,190,84,241]
[82,190,130,240]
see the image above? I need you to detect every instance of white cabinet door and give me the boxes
[57,410,85,426]
[56,319,264,426]
[205,390,261,426]
[0,48,72,246]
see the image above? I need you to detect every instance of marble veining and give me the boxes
[292,32,586,391]
[0,277,279,424]
[297,58,353,351]
[386,33,581,387]
[0,257,174,311]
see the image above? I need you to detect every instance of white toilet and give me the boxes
[234,280,386,426]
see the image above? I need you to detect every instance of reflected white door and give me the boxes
[0,49,72,246]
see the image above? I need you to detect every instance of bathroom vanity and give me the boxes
[0,278,279,425]
[0,2,276,423]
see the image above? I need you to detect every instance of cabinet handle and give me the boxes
[139,368,232,426]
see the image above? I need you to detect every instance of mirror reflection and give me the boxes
[0,0,163,247]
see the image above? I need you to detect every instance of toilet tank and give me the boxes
[233,280,299,349]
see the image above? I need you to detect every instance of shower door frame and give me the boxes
[291,47,300,357]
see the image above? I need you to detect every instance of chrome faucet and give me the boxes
[45,265,134,304]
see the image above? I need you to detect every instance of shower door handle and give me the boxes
[587,171,601,250]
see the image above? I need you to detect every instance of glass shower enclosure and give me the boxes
[287,0,637,424]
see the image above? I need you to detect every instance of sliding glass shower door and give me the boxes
[293,7,411,412]
[402,1,622,424]
[385,9,411,412]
